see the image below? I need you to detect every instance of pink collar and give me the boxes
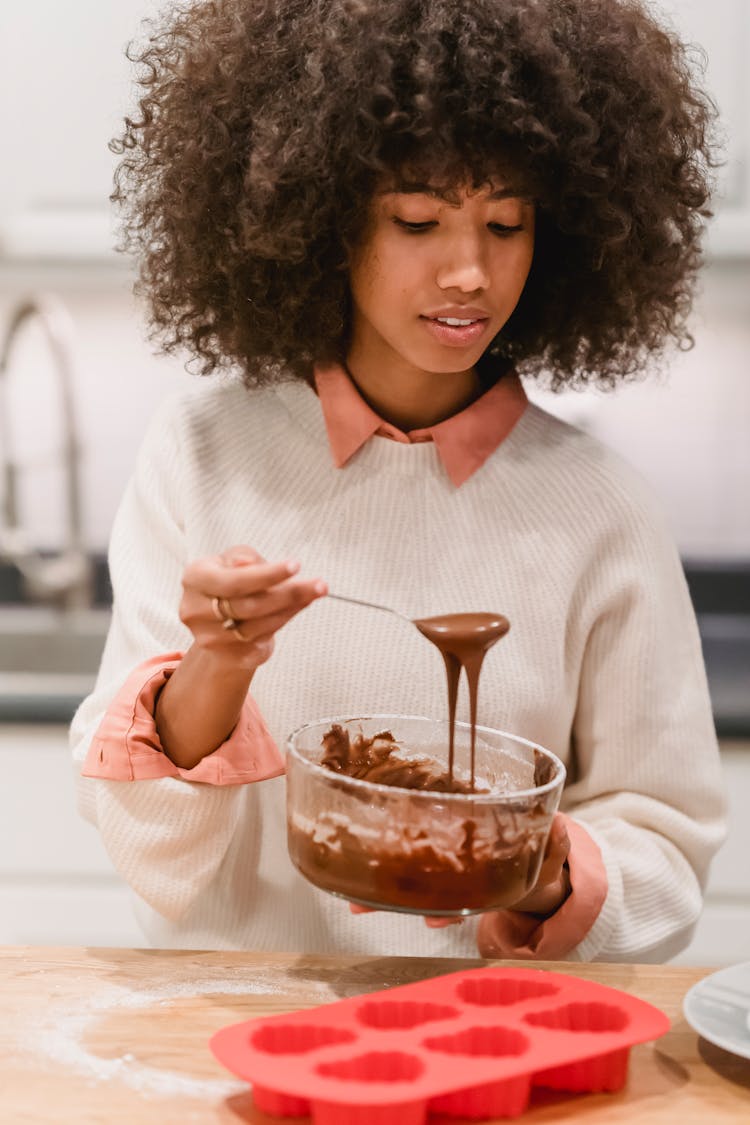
[314,363,528,487]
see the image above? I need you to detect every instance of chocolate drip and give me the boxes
[413,613,510,788]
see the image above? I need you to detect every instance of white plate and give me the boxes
[683,961,750,1060]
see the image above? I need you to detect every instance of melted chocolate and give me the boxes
[319,724,486,794]
[288,801,548,913]
[294,713,553,915]
[413,612,510,787]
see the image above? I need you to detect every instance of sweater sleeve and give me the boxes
[69,396,270,922]
[536,488,726,962]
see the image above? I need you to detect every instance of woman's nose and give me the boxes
[435,240,491,292]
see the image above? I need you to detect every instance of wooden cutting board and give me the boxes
[2,946,748,1123]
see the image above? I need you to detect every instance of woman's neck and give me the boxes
[344,351,482,431]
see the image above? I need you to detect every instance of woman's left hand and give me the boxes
[504,814,571,917]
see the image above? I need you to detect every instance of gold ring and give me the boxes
[212,595,239,626]
[231,624,246,641]
[219,596,237,620]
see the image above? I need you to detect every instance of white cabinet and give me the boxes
[672,743,750,965]
[0,725,142,946]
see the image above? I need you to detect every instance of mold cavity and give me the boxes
[252,1024,357,1054]
[317,1051,424,1083]
[524,1002,629,1034]
[424,1026,529,1058]
[357,1000,459,1030]
[457,975,559,1007]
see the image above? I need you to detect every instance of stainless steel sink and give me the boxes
[0,606,110,721]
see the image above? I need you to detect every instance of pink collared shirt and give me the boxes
[83,654,285,786]
[81,363,608,958]
[314,362,529,486]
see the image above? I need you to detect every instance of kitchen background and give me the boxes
[0,1,747,961]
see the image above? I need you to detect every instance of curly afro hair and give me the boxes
[111,0,719,390]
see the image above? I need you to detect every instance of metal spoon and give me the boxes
[327,592,412,624]
[327,593,509,645]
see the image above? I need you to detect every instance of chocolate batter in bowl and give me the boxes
[286,716,566,915]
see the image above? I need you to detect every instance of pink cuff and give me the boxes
[476,814,608,960]
[80,653,286,786]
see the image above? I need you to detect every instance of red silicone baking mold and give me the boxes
[209,966,669,1122]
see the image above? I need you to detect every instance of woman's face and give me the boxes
[347,180,535,384]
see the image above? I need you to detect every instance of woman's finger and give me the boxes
[535,815,571,884]
[349,903,462,928]
[184,555,301,599]
[218,545,265,567]
[181,579,325,644]
[217,575,326,623]
[225,583,328,641]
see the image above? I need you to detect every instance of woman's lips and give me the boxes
[420,315,491,347]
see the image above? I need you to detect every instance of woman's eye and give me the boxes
[393,218,437,232]
[489,223,524,236]
[392,219,525,235]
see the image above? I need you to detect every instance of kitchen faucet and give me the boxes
[0,294,93,608]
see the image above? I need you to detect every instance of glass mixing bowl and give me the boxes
[286,715,566,916]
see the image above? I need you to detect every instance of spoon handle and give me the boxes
[327,592,412,624]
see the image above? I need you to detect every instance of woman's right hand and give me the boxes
[178,545,328,673]
[155,545,326,770]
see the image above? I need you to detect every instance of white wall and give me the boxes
[527,261,750,560]
[0,259,748,559]
[0,0,747,560]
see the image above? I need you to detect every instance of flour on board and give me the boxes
[19,972,335,1100]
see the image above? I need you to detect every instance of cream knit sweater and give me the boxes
[71,376,726,961]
